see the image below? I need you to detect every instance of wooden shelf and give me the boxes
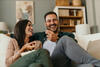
[59,16,82,19]
[55,6,85,9]
[60,28,75,32]
[54,6,86,32]
[60,25,75,28]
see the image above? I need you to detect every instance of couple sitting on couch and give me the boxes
[6,11,100,67]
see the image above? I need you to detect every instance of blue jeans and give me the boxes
[77,64,93,67]
[51,36,100,67]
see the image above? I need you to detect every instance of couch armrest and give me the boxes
[0,34,11,67]
[87,39,100,60]
[75,33,100,50]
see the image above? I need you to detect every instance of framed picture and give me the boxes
[16,1,34,24]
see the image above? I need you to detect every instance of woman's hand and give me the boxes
[19,41,42,53]
[32,40,42,50]
[19,42,34,53]
[24,41,36,51]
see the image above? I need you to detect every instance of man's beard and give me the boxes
[47,24,59,33]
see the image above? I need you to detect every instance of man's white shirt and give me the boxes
[43,40,56,56]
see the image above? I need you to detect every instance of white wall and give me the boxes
[0,0,55,32]
[95,0,100,32]
[86,0,94,26]
[86,0,100,33]
[1,0,100,33]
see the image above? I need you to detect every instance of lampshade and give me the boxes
[75,24,90,35]
[0,22,8,32]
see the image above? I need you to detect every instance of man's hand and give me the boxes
[45,30,59,42]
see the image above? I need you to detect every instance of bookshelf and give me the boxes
[54,6,86,32]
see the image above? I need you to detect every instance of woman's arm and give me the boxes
[6,39,42,67]
[5,39,21,67]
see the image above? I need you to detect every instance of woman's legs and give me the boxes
[10,49,53,67]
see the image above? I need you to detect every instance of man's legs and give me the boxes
[77,64,94,67]
[51,36,100,67]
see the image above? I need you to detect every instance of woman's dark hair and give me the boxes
[14,19,31,48]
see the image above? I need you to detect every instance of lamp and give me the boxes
[75,24,90,35]
[0,22,9,34]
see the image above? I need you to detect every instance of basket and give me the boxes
[56,0,70,6]
[72,0,82,6]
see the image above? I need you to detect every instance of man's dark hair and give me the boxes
[14,19,31,48]
[44,11,57,21]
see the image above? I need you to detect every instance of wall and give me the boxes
[86,0,95,33]
[86,0,100,33]
[1,0,100,33]
[95,0,100,33]
[0,0,55,32]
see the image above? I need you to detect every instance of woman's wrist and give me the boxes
[19,47,26,53]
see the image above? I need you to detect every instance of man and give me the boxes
[31,11,100,67]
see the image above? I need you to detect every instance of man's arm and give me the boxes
[30,32,46,44]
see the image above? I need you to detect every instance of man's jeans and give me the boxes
[51,36,100,67]
[77,64,93,67]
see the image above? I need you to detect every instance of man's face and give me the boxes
[45,14,59,33]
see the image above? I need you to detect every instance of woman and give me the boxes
[6,19,53,67]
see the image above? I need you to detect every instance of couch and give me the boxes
[1,32,100,67]
[75,33,100,60]
[87,39,100,60]
[0,34,11,67]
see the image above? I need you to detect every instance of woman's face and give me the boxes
[25,22,33,37]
